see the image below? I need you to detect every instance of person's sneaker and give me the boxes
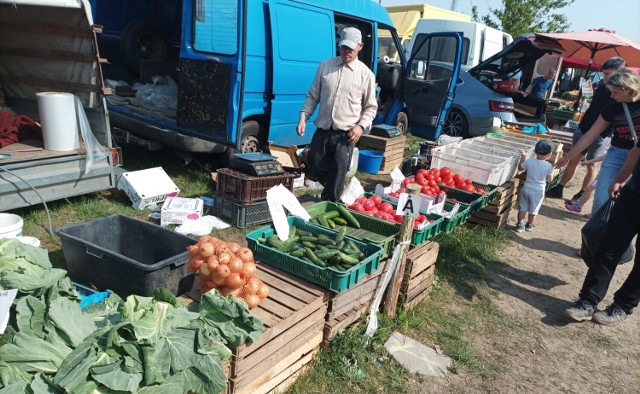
[582,213,592,219]
[514,222,526,233]
[546,186,564,198]
[525,223,534,231]
[592,303,628,326]
[565,203,582,213]
[571,190,585,204]
[565,299,595,322]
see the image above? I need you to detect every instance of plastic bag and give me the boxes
[74,96,109,176]
[580,199,634,266]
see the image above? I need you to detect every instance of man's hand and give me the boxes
[554,157,568,169]
[296,120,306,137]
[347,125,363,145]
[609,182,624,199]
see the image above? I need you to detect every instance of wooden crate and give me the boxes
[400,241,439,311]
[229,264,328,394]
[379,154,404,174]
[468,180,518,229]
[358,134,406,174]
[323,259,390,344]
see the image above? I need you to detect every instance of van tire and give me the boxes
[120,20,168,74]
[224,121,267,161]
[444,109,469,138]
[395,111,408,134]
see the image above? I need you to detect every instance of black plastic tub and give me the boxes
[55,214,196,297]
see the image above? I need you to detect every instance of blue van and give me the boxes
[90,0,462,153]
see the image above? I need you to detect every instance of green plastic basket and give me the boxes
[306,202,399,258]
[358,193,443,245]
[245,217,382,293]
[434,202,471,234]
[546,168,565,191]
[437,186,484,213]
[438,183,498,208]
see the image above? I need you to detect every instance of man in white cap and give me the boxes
[297,27,378,201]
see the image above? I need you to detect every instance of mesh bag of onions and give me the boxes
[186,236,269,309]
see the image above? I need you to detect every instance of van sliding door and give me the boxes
[267,0,334,145]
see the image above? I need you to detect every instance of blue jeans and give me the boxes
[592,146,631,215]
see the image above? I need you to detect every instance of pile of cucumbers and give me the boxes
[310,205,361,230]
[257,226,365,272]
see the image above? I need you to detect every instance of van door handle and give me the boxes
[205,57,222,63]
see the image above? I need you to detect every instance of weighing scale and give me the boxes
[369,124,402,138]
[229,152,285,176]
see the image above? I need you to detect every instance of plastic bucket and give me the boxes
[0,213,23,238]
[358,150,384,174]
[36,92,79,151]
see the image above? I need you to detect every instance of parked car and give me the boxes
[409,34,564,137]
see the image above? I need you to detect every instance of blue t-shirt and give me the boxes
[529,76,552,100]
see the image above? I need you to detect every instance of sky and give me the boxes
[379,0,640,42]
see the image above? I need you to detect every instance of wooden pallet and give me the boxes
[357,133,406,152]
[379,155,404,174]
[400,241,439,311]
[467,202,512,229]
[481,179,519,214]
[323,259,390,343]
[228,264,328,394]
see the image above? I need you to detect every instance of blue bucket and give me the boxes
[358,150,384,174]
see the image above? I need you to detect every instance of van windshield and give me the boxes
[412,35,469,65]
[193,0,238,55]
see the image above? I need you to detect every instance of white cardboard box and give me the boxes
[161,197,204,226]
[117,167,180,210]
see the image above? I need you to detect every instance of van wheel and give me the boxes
[239,121,267,153]
[395,112,408,134]
[444,109,469,138]
[120,20,168,74]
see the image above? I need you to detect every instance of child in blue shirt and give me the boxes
[515,140,554,232]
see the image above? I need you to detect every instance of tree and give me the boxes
[471,0,574,38]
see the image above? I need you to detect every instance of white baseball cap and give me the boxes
[339,27,362,49]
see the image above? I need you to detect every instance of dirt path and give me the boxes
[478,168,640,392]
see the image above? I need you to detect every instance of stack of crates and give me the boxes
[213,168,296,228]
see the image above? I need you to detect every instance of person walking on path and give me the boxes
[519,68,557,119]
[564,155,604,216]
[555,70,640,215]
[297,27,377,202]
[547,57,626,201]
[514,140,554,233]
[565,142,640,326]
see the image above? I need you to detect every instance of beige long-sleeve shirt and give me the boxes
[300,57,378,131]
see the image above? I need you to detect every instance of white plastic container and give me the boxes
[0,213,23,238]
[36,92,80,151]
[460,140,520,182]
[430,146,510,185]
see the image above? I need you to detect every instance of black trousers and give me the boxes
[518,96,547,117]
[579,186,640,313]
[307,129,353,202]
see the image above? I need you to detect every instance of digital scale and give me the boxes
[229,152,285,177]
[369,124,402,138]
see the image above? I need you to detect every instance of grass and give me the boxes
[285,226,530,393]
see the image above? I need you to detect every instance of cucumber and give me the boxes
[301,235,318,243]
[288,226,297,238]
[327,218,336,229]
[257,237,267,244]
[315,237,336,246]
[321,211,341,220]
[267,235,285,249]
[302,241,317,249]
[330,255,342,266]
[317,245,329,251]
[335,227,347,245]
[337,251,359,265]
[315,249,339,260]
[337,204,360,229]
[317,215,329,228]
[305,248,326,267]
[291,249,305,258]
[296,229,312,237]
[332,217,347,226]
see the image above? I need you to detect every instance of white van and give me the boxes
[405,19,513,67]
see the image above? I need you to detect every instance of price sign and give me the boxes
[0,289,18,335]
[395,193,421,218]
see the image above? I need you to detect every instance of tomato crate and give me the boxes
[359,192,443,246]
[306,202,399,258]
[245,217,383,293]
[439,182,497,208]
[212,193,272,228]
[216,168,296,203]
[433,201,471,234]
[437,186,484,213]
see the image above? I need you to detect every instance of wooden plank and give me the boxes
[358,134,407,151]
[259,264,327,300]
[0,140,86,164]
[403,285,433,311]
[232,332,322,392]
[233,306,326,376]
[406,242,439,279]
[327,262,387,313]
[324,302,370,340]
[1,74,101,93]
[406,265,436,300]
[482,195,514,214]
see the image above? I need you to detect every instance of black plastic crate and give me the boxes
[213,193,272,228]
[55,214,196,298]
[216,168,296,203]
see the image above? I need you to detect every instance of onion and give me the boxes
[206,256,219,271]
[210,271,227,286]
[216,264,231,278]
[244,277,261,294]
[186,259,197,272]
[199,262,210,277]
[219,287,242,297]
[197,236,212,246]
[199,242,215,257]
[216,244,231,257]
[236,248,254,263]
[257,283,270,299]
[187,244,199,256]
[191,258,204,271]
[243,261,257,278]
[218,252,232,265]
[244,294,261,309]
[228,257,244,273]
[228,242,242,253]
[226,272,246,289]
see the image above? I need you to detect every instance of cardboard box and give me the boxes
[161,197,204,226]
[117,167,180,210]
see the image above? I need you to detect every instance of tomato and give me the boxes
[417,169,428,177]
[426,174,435,181]
[351,202,364,212]
[440,167,451,177]
[416,214,427,223]
[464,185,475,192]
[389,191,400,198]
[362,199,376,211]
[379,202,394,214]
[445,179,455,187]
[449,198,458,203]
[452,174,462,183]
[435,176,442,183]
[394,214,403,223]
[374,212,386,220]
[421,184,430,195]
[370,195,383,206]
[427,179,437,188]
[416,173,426,186]
[356,196,367,204]
[430,168,440,177]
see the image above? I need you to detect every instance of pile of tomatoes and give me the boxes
[347,195,431,229]
[397,167,488,197]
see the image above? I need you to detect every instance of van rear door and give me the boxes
[403,32,462,140]
[176,0,245,149]
[267,0,335,146]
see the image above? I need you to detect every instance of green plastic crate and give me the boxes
[306,202,399,258]
[245,217,382,293]
[434,202,471,234]
[437,186,484,213]
[438,183,498,208]
[358,193,442,245]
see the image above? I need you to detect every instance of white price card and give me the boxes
[390,166,405,192]
[395,193,421,218]
[0,289,18,335]
[340,177,365,206]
